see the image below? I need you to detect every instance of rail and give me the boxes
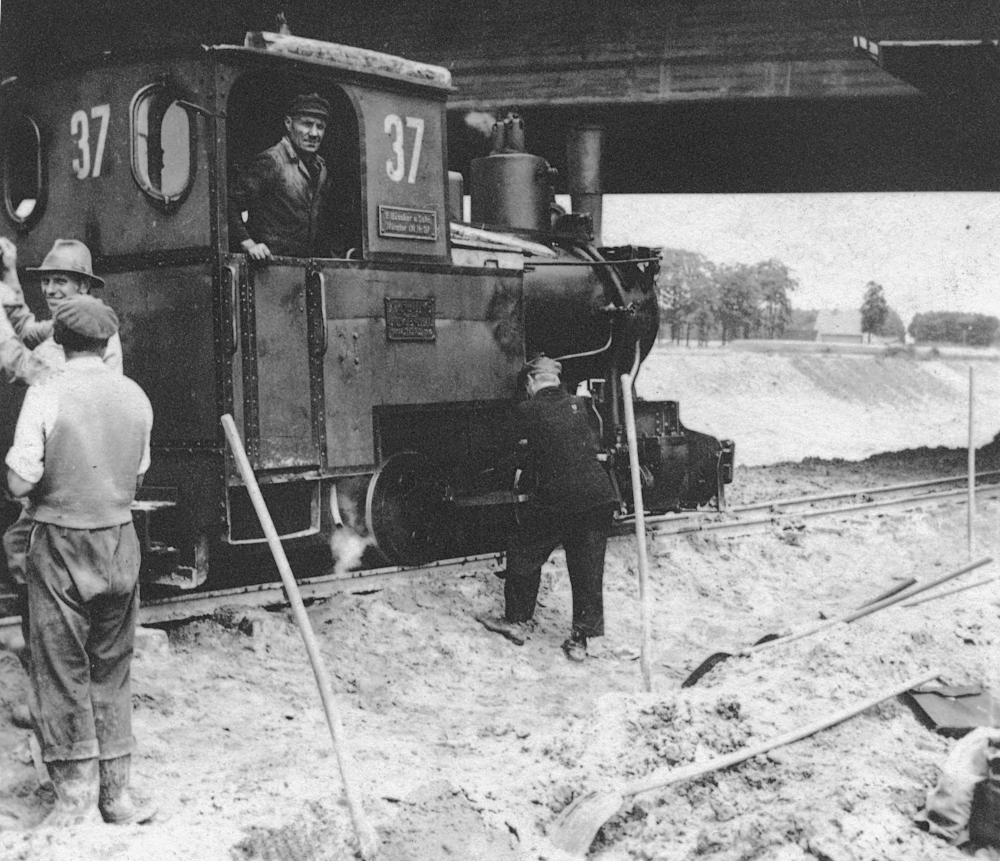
[1,471,998,631]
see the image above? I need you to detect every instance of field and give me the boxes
[1,344,1000,861]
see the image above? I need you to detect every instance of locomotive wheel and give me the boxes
[365,452,450,566]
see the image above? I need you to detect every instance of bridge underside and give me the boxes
[2,1,1000,193]
[447,94,1000,195]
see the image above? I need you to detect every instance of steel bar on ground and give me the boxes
[221,414,379,859]
[902,575,999,609]
[749,556,993,654]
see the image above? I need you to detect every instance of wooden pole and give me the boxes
[221,415,379,860]
[621,346,653,692]
[968,365,975,559]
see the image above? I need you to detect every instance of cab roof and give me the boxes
[211,31,454,93]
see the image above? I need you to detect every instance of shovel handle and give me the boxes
[622,348,653,694]
[624,669,939,798]
[750,558,992,655]
[859,577,916,608]
[843,557,992,623]
[221,415,379,859]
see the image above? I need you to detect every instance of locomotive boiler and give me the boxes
[0,31,733,595]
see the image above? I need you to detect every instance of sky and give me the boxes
[600,193,1000,326]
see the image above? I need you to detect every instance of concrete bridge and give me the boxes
[2,0,999,200]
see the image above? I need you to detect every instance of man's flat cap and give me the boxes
[525,355,562,379]
[54,294,119,339]
[288,93,331,120]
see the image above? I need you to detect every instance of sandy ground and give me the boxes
[2,346,1000,860]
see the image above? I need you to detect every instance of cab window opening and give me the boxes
[225,75,362,260]
[130,83,195,206]
[2,112,44,228]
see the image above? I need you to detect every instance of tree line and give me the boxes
[656,249,797,344]
[656,249,997,346]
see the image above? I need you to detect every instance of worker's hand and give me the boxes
[0,236,16,276]
[0,282,21,311]
[244,241,272,261]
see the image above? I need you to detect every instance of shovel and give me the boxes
[222,415,379,859]
[549,669,939,858]
[680,576,916,688]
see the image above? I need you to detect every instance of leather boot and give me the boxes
[98,755,157,825]
[35,758,100,829]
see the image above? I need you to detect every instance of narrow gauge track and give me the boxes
[1,472,998,630]
[625,469,1000,539]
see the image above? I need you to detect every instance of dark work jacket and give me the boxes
[229,136,332,257]
[515,385,617,517]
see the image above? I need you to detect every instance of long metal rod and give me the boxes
[221,415,379,860]
[748,556,993,653]
[902,575,998,609]
[969,366,976,559]
[622,343,653,692]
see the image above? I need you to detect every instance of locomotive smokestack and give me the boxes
[567,125,604,245]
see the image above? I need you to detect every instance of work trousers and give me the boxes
[504,503,612,639]
[27,520,141,763]
[4,504,32,656]
[3,502,31,586]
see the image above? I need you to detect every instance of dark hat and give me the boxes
[53,294,119,340]
[524,356,562,379]
[26,239,105,289]
[524,355,561,384]
[287,92,331,120]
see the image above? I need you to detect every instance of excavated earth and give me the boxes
[1,347,1000,861]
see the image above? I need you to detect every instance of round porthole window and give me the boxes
[131,84,194,206]
[2,112,44,229]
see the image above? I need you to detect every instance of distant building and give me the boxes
[815,309,863,344]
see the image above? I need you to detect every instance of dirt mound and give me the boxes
[637,345,1000,466]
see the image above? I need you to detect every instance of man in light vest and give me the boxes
[6,294,155,827]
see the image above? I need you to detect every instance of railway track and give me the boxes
[1,471,998,630]
[627,470,1000,540]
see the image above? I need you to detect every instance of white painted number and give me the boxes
[70,111,90,179]
[384,114,404,182]
[70,104,111,180]
[383,114,425,184]
[405,116,424,184]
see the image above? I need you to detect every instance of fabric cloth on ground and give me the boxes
[916,727,1000,846]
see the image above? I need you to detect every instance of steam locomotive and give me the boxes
[0,31,733,592]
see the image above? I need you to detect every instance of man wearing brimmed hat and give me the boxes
[0,237,122,383]
[477,355,617,662]
[229,92,336,259]
[6,294,154,829]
